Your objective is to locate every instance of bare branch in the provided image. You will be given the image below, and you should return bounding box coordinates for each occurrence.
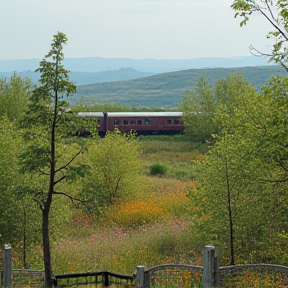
[258,8,288,42]
[33,192,45,211]
[265,0,277,23]
[54,175,67,186]
[35,168,50,176]
[249,45,272,57]
[257,176,288,183]
[53,190,87,206]
[55,149,82,173]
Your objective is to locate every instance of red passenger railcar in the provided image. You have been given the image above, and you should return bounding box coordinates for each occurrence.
[77,112,184,136]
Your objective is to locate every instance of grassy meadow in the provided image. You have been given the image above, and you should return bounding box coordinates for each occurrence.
[13,135,288,288]
[47,135,205,276]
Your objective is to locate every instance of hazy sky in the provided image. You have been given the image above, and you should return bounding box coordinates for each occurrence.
[0,0,274,60]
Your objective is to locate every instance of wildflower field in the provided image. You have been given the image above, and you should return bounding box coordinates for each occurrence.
[50,135,203,275]
[11,135,288,287]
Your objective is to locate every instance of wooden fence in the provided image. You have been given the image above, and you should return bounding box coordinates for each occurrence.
[53,270,134,286]
[2,245,288,287]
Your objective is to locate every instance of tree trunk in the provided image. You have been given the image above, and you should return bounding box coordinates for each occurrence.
[42,206,53,287]
[228,204,235,265]
[225,158,235,265]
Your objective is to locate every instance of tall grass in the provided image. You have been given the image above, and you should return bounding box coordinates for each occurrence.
[139,136,206,181]
[52,219,198,275]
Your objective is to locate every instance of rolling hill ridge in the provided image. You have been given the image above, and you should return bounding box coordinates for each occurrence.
[69,65,288,108]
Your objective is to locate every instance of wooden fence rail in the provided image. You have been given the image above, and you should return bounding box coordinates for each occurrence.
[53,270,135,286]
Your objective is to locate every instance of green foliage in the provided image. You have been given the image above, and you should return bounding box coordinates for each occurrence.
[19,32,86,200]
[0,118,44,269]
[0,118,24,245]
[150,163,167,176]
[72,102,141,112]
[18,32,91,286]
[180,73,255,142]
[181,77,217,141]
[0,73,33,120]
[189,132,263,265]
[232,0,288,70]
[192,75,288,265]
[81,129,140,216]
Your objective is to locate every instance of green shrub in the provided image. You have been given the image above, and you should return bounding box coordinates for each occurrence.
[150,163,167,176]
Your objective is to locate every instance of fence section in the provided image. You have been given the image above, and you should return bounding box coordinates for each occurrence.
[12,269,45,288]
[4,244,288,288]
[54,271,135,287]
[220,264,288,288]
[143,264,203,288]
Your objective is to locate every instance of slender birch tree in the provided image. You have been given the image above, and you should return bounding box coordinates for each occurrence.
[19,32,89,287]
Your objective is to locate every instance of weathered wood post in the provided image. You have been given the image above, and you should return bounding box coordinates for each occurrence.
[135,265,146,287]
[202,245,220,288]
[3,244,12,288]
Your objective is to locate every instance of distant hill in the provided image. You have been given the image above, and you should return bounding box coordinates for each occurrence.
[0,56,271,73]
[69,66,288,108]
[0,68,154,85]
[1,58,286,109]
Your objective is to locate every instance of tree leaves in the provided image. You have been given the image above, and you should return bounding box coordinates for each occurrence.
[18,32,87,287]
[232,0,288,70]
[194,75,288,264]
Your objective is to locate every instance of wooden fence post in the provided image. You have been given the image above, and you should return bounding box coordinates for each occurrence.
[135,265,146,287]
[3,244,12,288]
[202,245,220,288]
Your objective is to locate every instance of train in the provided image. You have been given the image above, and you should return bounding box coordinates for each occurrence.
[77,111,185,136]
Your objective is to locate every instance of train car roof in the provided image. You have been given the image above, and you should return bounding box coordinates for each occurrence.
[77,112,183,118]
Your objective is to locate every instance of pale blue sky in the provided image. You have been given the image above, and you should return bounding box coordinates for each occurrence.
[0,0,274,60]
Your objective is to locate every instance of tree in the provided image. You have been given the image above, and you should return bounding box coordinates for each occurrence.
[192,75,288,264]
[180,77,217,142]
[219,75,288,263]
[19,32,89,287]
[180,74,256,142]
[190,129,265,265]
[0,73,33,120]
[0,117,24,244]
[231,0,288,70]
[81,129,140,216]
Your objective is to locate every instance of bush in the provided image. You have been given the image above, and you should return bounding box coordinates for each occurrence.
[150,163,167,176]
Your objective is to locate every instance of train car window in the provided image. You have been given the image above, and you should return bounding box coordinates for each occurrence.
[144,119,151,125]
[174,119,180,125]
[167,119,172,125]
[114,120,121,125]
[123,120,129,125]
[130,120,136,124]
[137,120,142,125]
